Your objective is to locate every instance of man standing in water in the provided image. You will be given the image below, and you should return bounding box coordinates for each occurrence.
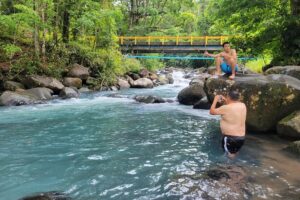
[204,42,238,80]
[209,89,247,158]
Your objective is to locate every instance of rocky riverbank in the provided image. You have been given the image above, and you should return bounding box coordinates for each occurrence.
[177,65,300,156]
[0,64,174,106]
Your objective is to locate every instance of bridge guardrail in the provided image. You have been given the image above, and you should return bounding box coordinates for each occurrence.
[118,36,231,46]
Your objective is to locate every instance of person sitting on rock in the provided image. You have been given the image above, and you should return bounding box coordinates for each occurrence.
[204,42,238,80]
[209,89,247,158]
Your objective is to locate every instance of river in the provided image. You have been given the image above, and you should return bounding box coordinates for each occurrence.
[0,71,299,200]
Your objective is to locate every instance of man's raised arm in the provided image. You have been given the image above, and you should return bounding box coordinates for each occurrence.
[204,51,223,58]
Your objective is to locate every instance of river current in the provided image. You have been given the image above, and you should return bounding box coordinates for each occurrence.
[0,71,299,200]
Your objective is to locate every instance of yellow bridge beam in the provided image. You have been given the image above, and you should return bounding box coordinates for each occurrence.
[118,36,231,46]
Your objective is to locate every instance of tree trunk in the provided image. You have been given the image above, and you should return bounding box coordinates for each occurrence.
[33,0,40,59]
[53,0,59,44]
[41,3,47,63]
[62,6,70,43]
[291,0,300,16]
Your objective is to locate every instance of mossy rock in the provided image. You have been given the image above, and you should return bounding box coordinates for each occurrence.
[204,74,300,132]
[265,66,300,80]
[286,141,300,155]
[277,111,300,139]
[178,83,206,105]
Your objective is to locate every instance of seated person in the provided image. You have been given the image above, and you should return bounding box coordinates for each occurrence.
[204,42,238,80]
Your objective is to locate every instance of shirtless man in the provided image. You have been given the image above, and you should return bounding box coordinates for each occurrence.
[204,42,238,80]
[209,89,247,158]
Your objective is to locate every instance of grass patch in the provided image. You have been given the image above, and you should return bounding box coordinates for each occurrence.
[244,57,271,73]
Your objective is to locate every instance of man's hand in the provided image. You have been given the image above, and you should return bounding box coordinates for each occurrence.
[210,95,225,115]
[218,95,226,103]
[204,51,209,56]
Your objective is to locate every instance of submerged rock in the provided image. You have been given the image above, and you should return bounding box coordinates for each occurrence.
[193,97,211,110]
[19,191,71,200]
[177,83,206,105]
[134,95,165,103]
[171,164,249,200]
[78,87,90,93]
[204,74,300,132]
[277,111,300,139]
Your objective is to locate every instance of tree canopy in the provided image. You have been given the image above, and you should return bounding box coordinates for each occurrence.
[0,0,299,83]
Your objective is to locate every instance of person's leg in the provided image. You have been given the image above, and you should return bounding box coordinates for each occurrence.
[215,56,222,75]
[227,58,237,80]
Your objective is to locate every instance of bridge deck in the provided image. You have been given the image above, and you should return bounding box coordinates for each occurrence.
[118,36,229,53]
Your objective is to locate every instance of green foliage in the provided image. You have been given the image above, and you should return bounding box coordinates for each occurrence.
[205,0,300,65]
[140,57,164,71]
[1,44,22,60]
[123,58,142,73]
[245,57,271,73]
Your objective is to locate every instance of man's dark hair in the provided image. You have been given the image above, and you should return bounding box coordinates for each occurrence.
[228,89,240,101]
[222,42,230,47]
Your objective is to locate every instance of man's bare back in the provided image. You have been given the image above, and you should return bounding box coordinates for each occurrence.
[209,90,247,157]
[220,102,246,136]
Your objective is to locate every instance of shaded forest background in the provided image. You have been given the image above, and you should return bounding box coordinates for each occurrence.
[0,0,299,86]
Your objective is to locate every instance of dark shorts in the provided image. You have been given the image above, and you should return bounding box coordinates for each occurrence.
[220,62,238,74]
[222,135,245,154]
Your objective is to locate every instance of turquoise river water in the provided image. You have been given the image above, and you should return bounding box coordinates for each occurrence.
[0,71,300,200]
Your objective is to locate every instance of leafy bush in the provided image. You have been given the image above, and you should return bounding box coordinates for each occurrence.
[2,44,22,60]
[122,58,142,73]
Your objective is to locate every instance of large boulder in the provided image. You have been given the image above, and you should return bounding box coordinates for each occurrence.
[286,141,300,155]
[22,75,64,92]
[0,91,40,106]
[277,111,300,139]
[178,83,206,105]
[117,78,130,89]
[59,87,79,99]
[125,75,135,86]
[204,74,300,132]
[0,87,53,106]
[4,81,25,91]
[131,78,154,88]
[149,72,158,80]
[67,64,90,80]
[26,88,53,100]
[265,66,300,80]
[63,77,82,89]
[134,95,165,103]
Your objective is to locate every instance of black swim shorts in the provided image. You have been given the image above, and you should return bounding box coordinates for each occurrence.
[222,135,245,154]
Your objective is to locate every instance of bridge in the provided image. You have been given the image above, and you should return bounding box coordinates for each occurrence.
[118,36,230,53]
